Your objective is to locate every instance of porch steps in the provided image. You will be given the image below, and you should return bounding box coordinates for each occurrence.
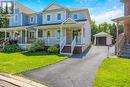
[120,45,130,58]
[60,46,72,56]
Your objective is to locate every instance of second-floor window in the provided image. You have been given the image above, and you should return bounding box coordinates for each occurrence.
[47,15,51,21]
[73,14,78,20]
[15,15,18,21]
[30,16,34,23]
[57,14,61,20]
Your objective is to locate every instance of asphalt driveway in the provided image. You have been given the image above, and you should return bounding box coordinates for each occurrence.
[23,46,114,87]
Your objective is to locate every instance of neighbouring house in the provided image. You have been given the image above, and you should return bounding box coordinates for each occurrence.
[0,2,91,55]
[112,0,130,57]
[94,32,112,46]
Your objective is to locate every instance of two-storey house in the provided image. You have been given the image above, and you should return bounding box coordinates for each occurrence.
[112,0,130,57]
[0,2,91,55]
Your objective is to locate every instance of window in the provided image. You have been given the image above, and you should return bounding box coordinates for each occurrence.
[30,16,34,23]
[47,15,51,21]
[57,14,61,20]
[47,31,51,38]
[56,30,60,39]
[15,15,18,21]
[38,30,43,37]
[73,14,78,20]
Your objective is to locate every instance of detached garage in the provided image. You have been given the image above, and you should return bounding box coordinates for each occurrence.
[94,32,112,46]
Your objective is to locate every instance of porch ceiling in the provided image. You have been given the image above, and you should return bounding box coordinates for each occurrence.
[36,23,83,29]
[112,15,130,23]
[0,26,26,31]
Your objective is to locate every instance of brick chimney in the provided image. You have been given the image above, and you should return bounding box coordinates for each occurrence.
[122,0,130,16]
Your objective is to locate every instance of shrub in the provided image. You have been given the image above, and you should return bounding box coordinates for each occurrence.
[47,46,59,54]
[29,40,45,52]
[3,44,19,53]
[9,39,18,44]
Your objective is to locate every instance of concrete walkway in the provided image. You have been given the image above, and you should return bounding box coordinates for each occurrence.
[0,73,47,87]
[23,46,114,87]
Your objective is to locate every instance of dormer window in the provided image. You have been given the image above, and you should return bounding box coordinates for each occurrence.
[47,15,51,21]
[57,14,61,20]
[30,16,34,23]
[73,14,78,20]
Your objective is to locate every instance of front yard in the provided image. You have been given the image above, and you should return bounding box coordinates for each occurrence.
[94,58,130,87]
[0,51,67,74]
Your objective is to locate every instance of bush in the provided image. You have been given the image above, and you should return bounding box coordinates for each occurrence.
[9,39,18,44]
[47,46,59,54]
[29,40,45,52]
[3,44,19,53]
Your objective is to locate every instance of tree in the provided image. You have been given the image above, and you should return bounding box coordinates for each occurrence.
[91,21,98,42]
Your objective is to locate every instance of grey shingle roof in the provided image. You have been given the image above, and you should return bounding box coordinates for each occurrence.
[68,8,88,11]
[15,3,35,14]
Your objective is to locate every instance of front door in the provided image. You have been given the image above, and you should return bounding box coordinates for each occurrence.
[66,29,72,44]
[73,30,80,44]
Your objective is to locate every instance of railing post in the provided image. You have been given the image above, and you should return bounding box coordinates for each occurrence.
[116,22,119,55]
[5,30,7,40]
[60,25,63,53]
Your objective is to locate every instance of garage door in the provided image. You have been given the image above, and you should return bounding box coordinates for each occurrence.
[96,37,106,45]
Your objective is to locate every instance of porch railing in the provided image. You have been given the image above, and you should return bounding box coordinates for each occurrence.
[71,36,76,54]
[60,36,66,53]
[38,37,60,45]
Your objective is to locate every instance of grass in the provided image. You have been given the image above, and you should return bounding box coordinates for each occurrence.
[94,58,130,87]
[0,51,67,74]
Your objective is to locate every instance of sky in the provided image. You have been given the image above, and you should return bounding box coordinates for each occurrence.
[16,0,124,24]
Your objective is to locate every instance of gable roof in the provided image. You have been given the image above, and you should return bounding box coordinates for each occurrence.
[42,2,67,12]
[94,32,112,37]
[62,18,77,25]
[15,3,35,14]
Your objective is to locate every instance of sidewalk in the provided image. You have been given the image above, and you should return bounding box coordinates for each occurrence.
[0,73,47,87]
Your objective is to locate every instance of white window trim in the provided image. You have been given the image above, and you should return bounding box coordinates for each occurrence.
[57,14,61,21]
[47,15,51,21]
[14,14,18,22]
[30,16,34,23]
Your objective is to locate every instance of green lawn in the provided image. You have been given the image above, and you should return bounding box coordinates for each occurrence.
[94,58,130,87]
[0,51,67,74]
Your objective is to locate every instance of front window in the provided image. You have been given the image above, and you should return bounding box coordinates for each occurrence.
[56,30,60,39]
[57,14,61,20]
[47,31,51,38]
[73,14,78,20]
[47,15,51,21]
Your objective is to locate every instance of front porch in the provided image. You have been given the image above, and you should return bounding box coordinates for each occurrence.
[0,19,86,54]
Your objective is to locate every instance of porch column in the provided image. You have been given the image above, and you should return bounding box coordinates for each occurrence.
[36,28,38,40]
[4,30,7,40]
[25,29,27,44]
[81,25,84,44]
[116,22,119,55]
[20,31,22,43]
[13,31,15,39]
[60,25,63,41]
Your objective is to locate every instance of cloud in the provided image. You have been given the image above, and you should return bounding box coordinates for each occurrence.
[91,6,124,24]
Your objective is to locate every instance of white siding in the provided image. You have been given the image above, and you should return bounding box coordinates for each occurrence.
[84,20,91,46]
[70,11,87,20]
[42,11,67,24]
[106,36,112,45]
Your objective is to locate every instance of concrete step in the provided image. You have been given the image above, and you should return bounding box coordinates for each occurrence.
[60,52,72,56]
